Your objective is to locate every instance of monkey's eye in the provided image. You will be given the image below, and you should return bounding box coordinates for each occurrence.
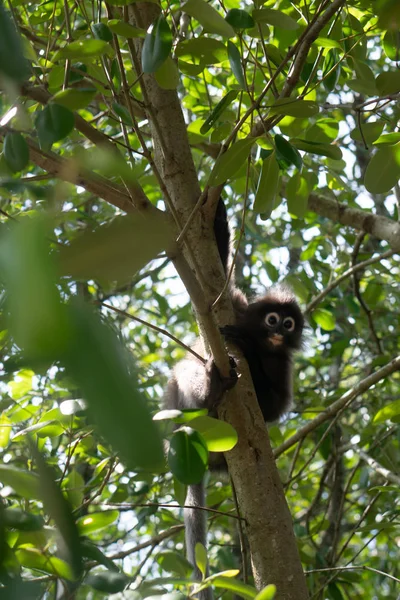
[283,317,295,332]
[266,312,280,327]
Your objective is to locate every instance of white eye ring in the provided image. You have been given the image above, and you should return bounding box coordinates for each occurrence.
[283,317,295,332]
[266,312,280,327]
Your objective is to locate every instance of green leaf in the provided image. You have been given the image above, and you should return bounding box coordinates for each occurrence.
[255,584,277,600]
[376,70,400,94]
[225,9,255,30]
[157,551,193,577]
[107,19,146,38]
[373,400,400,423]
[112,101,133,125]
[275,134,302,170]
[77,511,119,535]
[364,143,400,193]
[176,38,227,66]
[142,15,172,74]
[155,55,180,90]
[86,571,130,594]
[3,132,29,172]
[312,308,336,331]
[210,138,255,185]
[0,2,30,81]
[35,104,75,150]
[253,152,280,215]
[195,542,208,577]
[65,301,165,472]
[205,574,256,598]
[350,121,385,145]
[200,90,238,134]
[57,39,111,59]
[91,22,113,42]
[270,99,319,118]
[322,49,340,92]
[168,427,208,484]
[286,172,309,218]
[81,540,119,572]
[0,216,70,361]
[183,0,235,38]
[291,138,342,160]
[252,8,299,30]
[373,132,400,145]
[16,548,74,580]
[59,213,173,284]
[3,508,44,531]
[314,37,342,49]
[383,30,400,61]
[228,42,246,89]
[0,413,11,448]
[51,87,97,111]
[189,416,238,451]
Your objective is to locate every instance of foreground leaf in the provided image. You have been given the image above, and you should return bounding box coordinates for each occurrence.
[253,152,280,215]
[168,427,208,484]
[142,15,172,73]
[183,0,235,38]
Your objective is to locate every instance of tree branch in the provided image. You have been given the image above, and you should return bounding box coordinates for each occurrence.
[275,355,400,458]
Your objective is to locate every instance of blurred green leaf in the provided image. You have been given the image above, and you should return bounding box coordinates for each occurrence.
[77,511,119,535]
[200,90,238,134]
[0,2,30,81]
[3,133,29,172]
[189,416,238,452]
[225,9,255,30]
[228,42,246,89]
[253,152,280,215]
[210,138,255,185]
[85,571,130,593]
[35,104,75,150]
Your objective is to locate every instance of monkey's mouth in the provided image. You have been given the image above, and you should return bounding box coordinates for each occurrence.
[269,334,284,346]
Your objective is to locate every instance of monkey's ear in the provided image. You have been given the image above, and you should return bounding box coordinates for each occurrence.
[231,288,248,313]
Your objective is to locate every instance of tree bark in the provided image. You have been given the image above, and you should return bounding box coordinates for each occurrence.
[127,4,309,598]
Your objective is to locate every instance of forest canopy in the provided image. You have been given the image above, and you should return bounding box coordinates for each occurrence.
[0,0,399,599]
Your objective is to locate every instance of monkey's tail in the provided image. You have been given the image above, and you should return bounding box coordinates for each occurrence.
[213,198,230,275]
[185,483,213,600]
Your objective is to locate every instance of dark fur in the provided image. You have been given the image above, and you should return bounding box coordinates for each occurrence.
[165,198,304,598]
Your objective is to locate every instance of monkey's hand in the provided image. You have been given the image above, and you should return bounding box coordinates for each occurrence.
[205,356,238,411]
[220,325,250,353]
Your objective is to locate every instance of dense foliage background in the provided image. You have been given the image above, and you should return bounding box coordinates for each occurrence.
[0,0,399,598]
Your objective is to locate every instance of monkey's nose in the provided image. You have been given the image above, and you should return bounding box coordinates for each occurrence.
[270,334,283,346]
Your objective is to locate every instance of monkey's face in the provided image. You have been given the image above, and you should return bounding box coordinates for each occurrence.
[259,302,304,352]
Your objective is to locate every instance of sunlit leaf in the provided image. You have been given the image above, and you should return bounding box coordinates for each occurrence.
[183,0,235,38]
[195,542,208,577]
[77,511,119,535]
[189,416,238,452]
[291,138,342,160]
[255,584,277,600]
[16,548,74,580]
[373,399,400,423]
[350,121,385,145]
[286,172,309,218]
[312,308,336,331]
[383,30,400,61]
[0,413,11,448]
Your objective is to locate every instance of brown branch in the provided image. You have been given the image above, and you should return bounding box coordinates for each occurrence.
[275,355,400,458]
[308,193,400,250]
